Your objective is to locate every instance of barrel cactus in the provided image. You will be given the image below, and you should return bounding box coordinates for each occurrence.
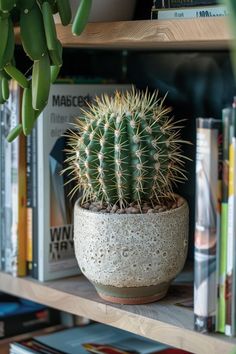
[66,88,188,208]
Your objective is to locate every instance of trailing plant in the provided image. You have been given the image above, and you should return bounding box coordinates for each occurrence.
[65,88,190,209]
[0,0,92,142]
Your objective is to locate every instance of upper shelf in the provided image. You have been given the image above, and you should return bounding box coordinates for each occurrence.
[15,18,231,50]
[0,271,236,354]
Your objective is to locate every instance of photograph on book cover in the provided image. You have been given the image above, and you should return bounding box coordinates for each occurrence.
[49,133,78,264]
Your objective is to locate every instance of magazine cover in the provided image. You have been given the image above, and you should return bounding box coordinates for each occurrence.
[33,323,167,354]
[37,83,131,281]
[194,118,221,333]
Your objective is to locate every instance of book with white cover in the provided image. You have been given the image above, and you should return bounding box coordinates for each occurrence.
[151,5,228,19]
[37,83,131,281]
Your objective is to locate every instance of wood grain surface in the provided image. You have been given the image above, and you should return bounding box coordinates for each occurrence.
[15,19,230,50]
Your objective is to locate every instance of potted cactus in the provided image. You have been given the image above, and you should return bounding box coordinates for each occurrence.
[66,88,190,304]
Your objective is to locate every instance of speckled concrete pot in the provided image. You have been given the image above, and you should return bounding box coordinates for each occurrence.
[74,197,189,304]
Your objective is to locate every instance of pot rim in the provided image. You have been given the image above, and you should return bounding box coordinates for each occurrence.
[75,194,188,217]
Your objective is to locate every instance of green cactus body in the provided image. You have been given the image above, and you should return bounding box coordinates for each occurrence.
[67,88,188,207]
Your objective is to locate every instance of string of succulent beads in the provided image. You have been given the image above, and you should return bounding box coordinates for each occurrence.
[0,0,92,142]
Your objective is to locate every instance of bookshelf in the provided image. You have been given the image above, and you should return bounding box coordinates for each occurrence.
[9,17,235,354]
[0,271,235,354]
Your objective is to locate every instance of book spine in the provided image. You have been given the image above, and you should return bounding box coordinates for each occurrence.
[9,82,27,277]
[194,118,221,333]
[9,82,19,276]
[26,126,39,278]
[26,133,33,275]
[3,103,13,274]
[0,106,3,271]
[217,108,232,333]
[225,99,236,336]
[151,5,228,19]
[153,0,218,8]
[17,125,27,276]
[33,126,38,278]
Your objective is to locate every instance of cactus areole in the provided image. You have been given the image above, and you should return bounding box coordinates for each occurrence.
[66,88,188,209]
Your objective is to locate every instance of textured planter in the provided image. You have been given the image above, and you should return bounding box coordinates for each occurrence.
[74,197,189,304]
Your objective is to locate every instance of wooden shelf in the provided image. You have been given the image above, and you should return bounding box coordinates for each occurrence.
[15,19,231,50]
[0,271,235,354]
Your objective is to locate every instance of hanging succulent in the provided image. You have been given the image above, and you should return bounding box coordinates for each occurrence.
[0,0,92,142]
[65,88,190,209]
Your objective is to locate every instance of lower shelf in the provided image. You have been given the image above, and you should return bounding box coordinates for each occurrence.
[0,271,235,354]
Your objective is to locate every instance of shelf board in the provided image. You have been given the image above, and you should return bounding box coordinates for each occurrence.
[0,271,235,354]
[15,19,231,50]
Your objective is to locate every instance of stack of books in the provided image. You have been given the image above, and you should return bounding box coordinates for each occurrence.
[151,0,228,20]
[0,80,131,282]
[0,293,60,339]
[194,100,236,336]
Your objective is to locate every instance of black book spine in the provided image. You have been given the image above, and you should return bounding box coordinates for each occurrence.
[153,0,217,8]
[0,308,60,339]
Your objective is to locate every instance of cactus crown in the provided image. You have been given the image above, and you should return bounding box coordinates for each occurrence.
[66,88,188,208]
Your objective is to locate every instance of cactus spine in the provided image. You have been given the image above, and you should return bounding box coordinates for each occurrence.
[66,88,189,208]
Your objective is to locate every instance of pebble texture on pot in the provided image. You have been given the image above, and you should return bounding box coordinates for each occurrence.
[74,197,189,304]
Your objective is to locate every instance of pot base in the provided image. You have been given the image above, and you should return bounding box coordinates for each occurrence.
[93,281,170,305]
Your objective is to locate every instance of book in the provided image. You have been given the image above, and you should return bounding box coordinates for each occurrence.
[0,81,27,276]
[0,105,4,271]
[1,99,12,273]
[35,83,131,281]
[26,127,38,277]
[153,0,217,8]
[151,5,228,19]
[194,118,222,333]
[11,83,27,277]
[10,339,64,354]
[0,294,60,339]
[12,323,168,354]
[217,107,231,333]
[225,98,236,336]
